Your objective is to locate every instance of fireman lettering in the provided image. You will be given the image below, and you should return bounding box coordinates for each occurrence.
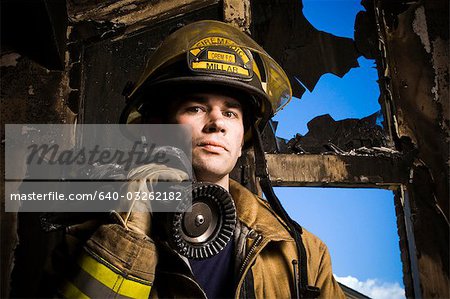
[191,61,250,77]
[207,51,236,63]
[190,37,250,64]
[194,37,234,48]
[206,62,237,73]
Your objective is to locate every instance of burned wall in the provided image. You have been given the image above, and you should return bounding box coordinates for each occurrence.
[381,1,449,215]
[374,0,449,297]
[1,49,75,299]
[1,2,75,295]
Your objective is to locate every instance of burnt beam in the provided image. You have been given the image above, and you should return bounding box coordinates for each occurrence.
[266,154,409,188]
[67,0,221,42]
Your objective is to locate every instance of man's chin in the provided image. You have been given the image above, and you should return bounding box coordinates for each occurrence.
[191,152,237,180]
[192,163,230,182]
[193,152,225,166]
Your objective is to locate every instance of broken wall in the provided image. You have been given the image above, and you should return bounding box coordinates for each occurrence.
[374,0,449,297]
[1,18,75,298]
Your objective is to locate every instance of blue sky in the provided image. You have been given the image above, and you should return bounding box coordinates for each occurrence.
[272,1,405,298]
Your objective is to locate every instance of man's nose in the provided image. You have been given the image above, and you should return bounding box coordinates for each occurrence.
[204,108,226,133]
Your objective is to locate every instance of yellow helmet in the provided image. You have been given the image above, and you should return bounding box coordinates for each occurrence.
[120,20,292,146]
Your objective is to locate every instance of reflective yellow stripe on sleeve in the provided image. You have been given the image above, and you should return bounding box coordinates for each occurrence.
[77,252,152,298]
[61,280,90,299]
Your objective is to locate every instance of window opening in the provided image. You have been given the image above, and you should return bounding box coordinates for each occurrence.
[276,187,405,299]
[272,0,388,154]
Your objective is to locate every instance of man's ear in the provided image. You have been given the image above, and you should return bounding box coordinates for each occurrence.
[238,139,244,157]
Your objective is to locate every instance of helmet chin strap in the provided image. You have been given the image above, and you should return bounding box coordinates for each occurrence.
[251,123,320,299]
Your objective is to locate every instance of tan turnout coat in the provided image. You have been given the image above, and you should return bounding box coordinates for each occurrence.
[65,180,345,298]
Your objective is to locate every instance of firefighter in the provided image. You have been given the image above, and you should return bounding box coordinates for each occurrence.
[60,20,345,298]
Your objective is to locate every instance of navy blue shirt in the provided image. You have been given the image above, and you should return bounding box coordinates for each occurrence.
[189,240,235,299]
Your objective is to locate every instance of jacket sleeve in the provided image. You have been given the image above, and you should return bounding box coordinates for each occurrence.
[315,243,346,299]
[59,224,157,299]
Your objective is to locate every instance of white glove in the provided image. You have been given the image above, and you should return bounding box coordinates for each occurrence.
[112,164,189,237]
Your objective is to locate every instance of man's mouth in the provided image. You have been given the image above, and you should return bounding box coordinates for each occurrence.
[197,141,228,152]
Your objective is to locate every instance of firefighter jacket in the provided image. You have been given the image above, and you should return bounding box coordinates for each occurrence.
[60,179,345,298]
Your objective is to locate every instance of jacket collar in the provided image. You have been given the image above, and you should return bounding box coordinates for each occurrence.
[229,179,293,242]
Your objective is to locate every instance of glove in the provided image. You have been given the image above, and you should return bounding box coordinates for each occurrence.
[111,163,189,238]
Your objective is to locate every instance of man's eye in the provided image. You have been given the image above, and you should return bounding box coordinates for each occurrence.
[186,106,204,113]
[224,111,238,118]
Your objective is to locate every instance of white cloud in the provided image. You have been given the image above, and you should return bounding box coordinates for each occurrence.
[334,275,406,299]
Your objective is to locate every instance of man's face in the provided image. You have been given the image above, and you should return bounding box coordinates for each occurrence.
[172,93,244,183]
